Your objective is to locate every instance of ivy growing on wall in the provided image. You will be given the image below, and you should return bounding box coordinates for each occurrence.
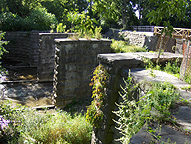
[86,64,109,128]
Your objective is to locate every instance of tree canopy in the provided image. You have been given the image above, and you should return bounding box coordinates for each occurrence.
[0,0,190,31]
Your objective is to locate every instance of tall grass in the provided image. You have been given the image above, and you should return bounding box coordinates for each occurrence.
[111,39,147,53]
[0,101,92,144]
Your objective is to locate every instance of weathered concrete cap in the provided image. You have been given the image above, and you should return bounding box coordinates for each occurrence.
[135,52,183,62]
[125,68,190,89]
[98,53,141,65]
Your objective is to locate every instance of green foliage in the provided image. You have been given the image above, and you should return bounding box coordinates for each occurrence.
[0,101,92,143]
[143,57,180,75]
[0,101,24,143]
[28,7,58,30]
[0,8,58,31]
[93,26,103,39]
[0,31,8,74]
[56,23,66,33]
[4,0,41,17]
[41,0,88,25]
[18,110,92,144]
[0,12,26,31]
[67,11,98,37]
[86,64,109,128]
[89,0,139,29]
[0,31,8,59]
[114,75,180,143]
[147,0,187,30]
[111,40,147,53]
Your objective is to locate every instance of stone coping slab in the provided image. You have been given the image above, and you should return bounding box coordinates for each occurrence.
[54,38,112,43]
[98,53,141,65]
[122,68,191,101]
[123,68,190,89]
[39,33,76,35]
[135,52,183,62]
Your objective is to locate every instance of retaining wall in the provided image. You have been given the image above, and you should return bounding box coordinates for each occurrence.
[53,38,112,108]
[4,31,48,66]
[3,31,76,68]
[38,33,76,82]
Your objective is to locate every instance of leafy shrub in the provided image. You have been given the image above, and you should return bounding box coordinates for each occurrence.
[0,31,8,74]
[111,39,147,53]
[0,8,58,31]
[67,11,102,39]
[28,7,58,30]
[56,23,66,33]
[0,12,25,31]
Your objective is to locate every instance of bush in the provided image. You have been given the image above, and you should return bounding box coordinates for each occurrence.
[0,12,25,31]
[28,7,58,30]
[0,8,58,31]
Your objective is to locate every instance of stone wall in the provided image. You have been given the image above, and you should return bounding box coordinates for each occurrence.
[4,31,32,65]
[104,29,186,53]
[37,33,76,82]
[92,52,186,144]
[3,30,50,66]
[119,31,154,47]
[53,38,112,108]
[91,53,142,144]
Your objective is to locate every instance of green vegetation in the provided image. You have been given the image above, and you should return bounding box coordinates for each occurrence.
[0,101,92,143]
[86,64,109,128]
[0,0,190,32]
[0,31,8,59]
[0,31,8,73]
[111,40,147,53]
[0,8,58,31]
[114,74,180,143]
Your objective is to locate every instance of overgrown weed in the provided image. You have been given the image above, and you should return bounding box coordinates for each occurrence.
[0,101,92,144]
[113,74,180,143]
[111,39,147,53]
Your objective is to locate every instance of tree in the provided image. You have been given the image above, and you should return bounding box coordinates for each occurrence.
[88,0,139,29]
[41,0,88,24]
[146,0,188,63]
[147,0,187,28]
[5,0,41,17]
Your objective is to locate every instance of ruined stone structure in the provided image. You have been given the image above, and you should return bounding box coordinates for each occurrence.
[91,52,190,144]
[4,31,41,66]
[53,38,112,108]
[38,33,76,82]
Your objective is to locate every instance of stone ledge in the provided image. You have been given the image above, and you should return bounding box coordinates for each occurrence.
[98,53,141,65]
[135,52,183,63]
[54,38,112,43]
